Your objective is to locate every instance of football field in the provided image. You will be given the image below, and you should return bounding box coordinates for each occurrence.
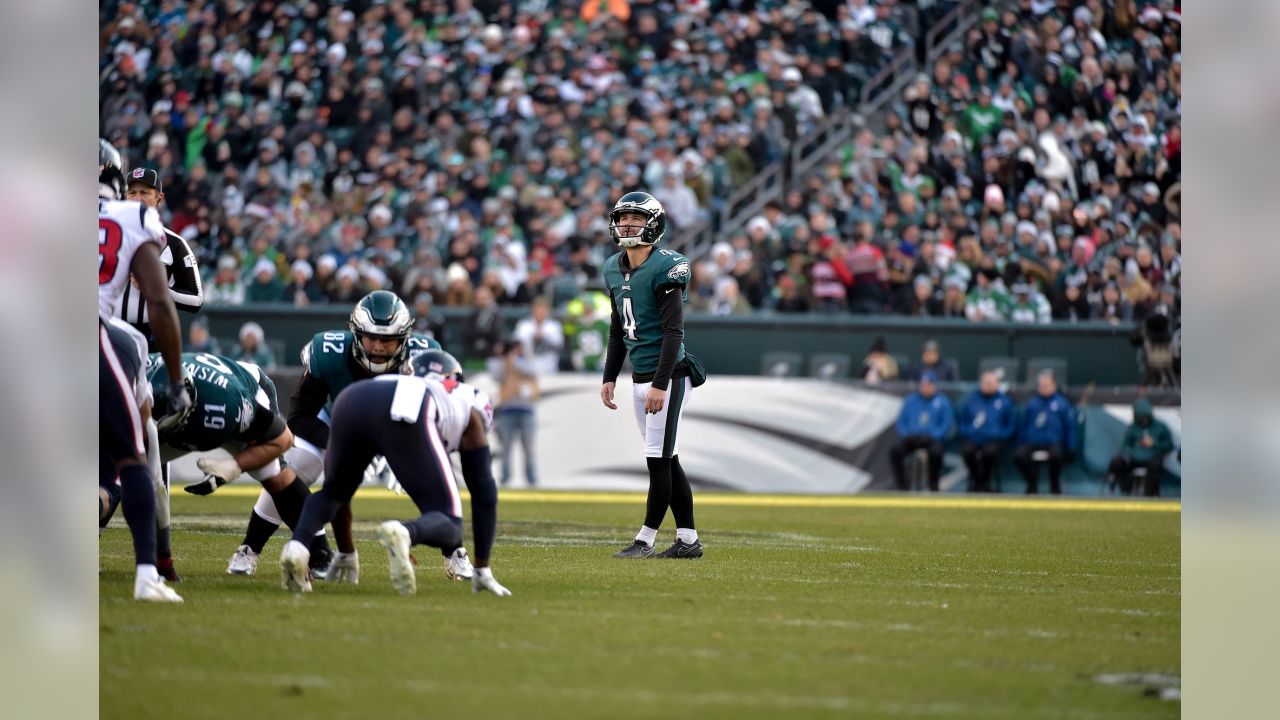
[100,488,1180,719]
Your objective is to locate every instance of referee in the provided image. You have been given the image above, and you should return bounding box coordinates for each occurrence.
[120,167,204,342]
[120,166,205,582]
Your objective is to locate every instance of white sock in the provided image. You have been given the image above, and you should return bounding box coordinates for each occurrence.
[635,526,658,546]
[676,528,699,544]
[135,564,159,583]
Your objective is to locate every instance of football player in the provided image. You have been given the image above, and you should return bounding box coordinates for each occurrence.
[280,350,510,597]
[600,192,707,559]
[225,291,473,579]
[99,138,189,602]
[120,166,204,578]
[143,352,306,521]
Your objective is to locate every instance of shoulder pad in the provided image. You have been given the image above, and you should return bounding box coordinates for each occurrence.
[469,386,494,433]
[661,254,692,285]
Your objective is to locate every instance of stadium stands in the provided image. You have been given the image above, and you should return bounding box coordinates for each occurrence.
[99,2,1179,341]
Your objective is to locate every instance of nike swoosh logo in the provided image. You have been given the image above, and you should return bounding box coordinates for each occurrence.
[665,288,676,294]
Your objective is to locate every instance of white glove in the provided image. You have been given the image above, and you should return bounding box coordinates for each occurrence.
[363,456,403,494]
[472,567,512,597]
[186,456,242,495]
[327,551,360,584]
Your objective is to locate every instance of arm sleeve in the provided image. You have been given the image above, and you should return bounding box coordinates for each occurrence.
[286,371,331,448]
[165,229,204,312]
[1064,404,1079,451]
[650,284,685,391]
[459,443,497,563]
[244,410,288,446]
[601,296,627,384]
[896,398,913,437]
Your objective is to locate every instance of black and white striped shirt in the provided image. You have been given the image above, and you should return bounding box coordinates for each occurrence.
[117,226,204,340]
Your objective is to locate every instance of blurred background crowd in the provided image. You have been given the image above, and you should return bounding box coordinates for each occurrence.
[99,0,1179,334]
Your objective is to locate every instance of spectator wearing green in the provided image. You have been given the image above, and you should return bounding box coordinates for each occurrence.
[245,258,285,303]
[1107,399,1175,497]
[563,291,612,373]
[230,322,278,371]
[965,86,1003,145]
[965,268,1011,322]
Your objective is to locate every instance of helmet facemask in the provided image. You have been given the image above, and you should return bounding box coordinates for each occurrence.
[609,192,666,248]
[351,329,410,374]
[349,291,413,374]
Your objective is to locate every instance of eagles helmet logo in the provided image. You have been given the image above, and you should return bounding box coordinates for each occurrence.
[667,261,690,281]
[609,191,667,248]
[349,290,413,374]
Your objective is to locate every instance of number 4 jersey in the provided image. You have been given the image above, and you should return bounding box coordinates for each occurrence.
[602,248,691,374]
[146,352,285,451]
[99,198,166,321]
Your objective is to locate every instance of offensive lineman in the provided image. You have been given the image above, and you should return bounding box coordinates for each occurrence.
[99,138,190,602]
[280,350,510,597]
[224,291,472,579]
[144,352,309,519]
[600,192,707,559]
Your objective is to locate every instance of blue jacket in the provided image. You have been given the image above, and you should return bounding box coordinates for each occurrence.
[897,391,955,442]
[1017,392,1078,449]
[957,390,1018,445]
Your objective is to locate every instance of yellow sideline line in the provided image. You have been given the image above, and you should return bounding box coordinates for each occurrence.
[208,485,1179,513]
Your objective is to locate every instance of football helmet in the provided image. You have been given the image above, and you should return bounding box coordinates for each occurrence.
[349,290,413,374]
[99,138,126,200]
[609,191,667,248]
[148,366,197,427]
[409,349,465,383]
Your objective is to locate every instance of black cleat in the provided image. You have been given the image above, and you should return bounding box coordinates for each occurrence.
[309,545,334,579]
[656,539,704,559]
[613,540,656,559]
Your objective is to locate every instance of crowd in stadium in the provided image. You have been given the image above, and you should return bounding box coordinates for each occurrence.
[99,0,1180,329]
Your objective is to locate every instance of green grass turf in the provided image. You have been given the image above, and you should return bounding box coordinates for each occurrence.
[100,490,1180,720]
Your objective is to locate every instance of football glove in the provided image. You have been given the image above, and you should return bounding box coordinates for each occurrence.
[326,551,360,584]
[471,567,512,597]
[156,380,193,432]
[185,456,241,495]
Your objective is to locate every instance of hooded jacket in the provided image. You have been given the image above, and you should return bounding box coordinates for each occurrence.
[1122,398,1175,463]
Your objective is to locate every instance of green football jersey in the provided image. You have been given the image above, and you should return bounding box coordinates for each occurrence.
[300,330,441,410]
[602,248,691,374]
[147,352,280,452]
[568,316,611,371]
